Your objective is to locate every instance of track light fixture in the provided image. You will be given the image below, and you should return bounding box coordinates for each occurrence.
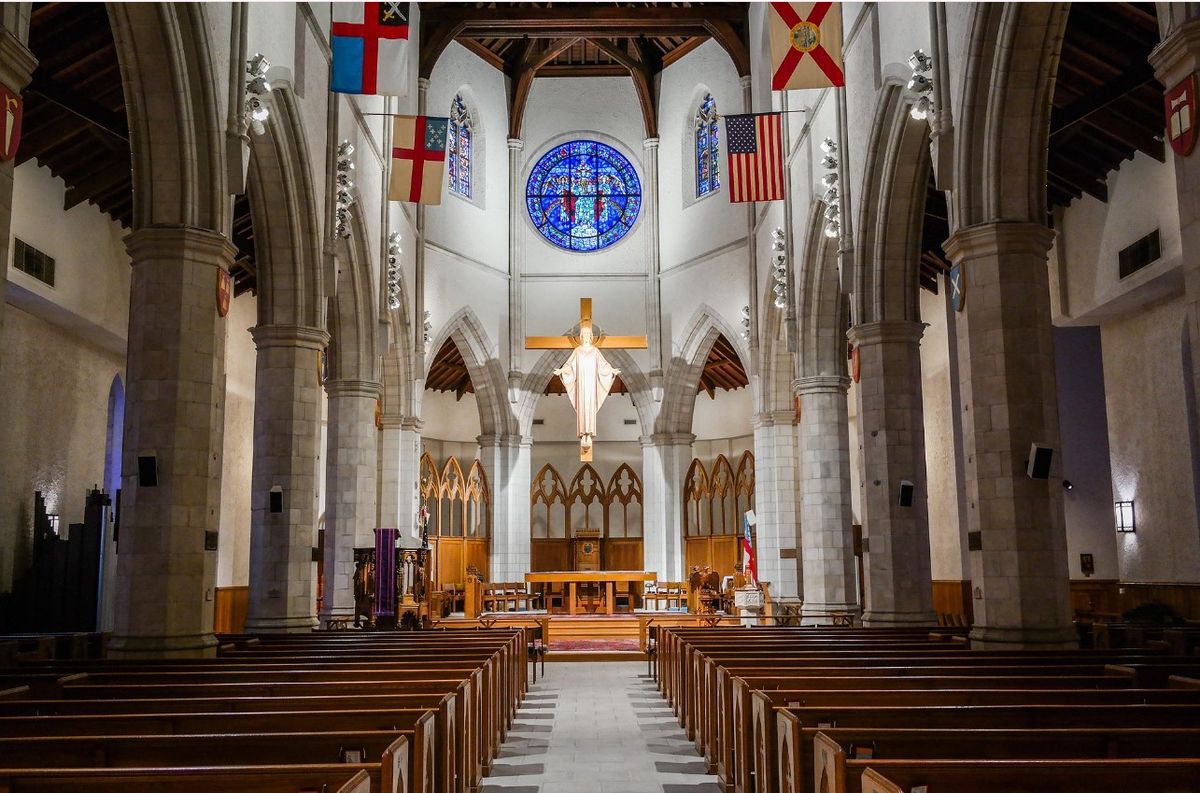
[740,305,751,342]
[244,54,272,136]
[386,232,402,310]
[908,49,934,121]
[334,141,355,239]
[770,227,788,309]
[820,138,841,240]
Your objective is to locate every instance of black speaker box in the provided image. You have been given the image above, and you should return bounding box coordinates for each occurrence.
[897,480,914,507]
[1027,444,1053,479]
[137,455,157,487]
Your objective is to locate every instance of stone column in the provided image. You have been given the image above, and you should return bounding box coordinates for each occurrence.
[507,138,525,396]
[847,320,935,626]
[379,416,423,542]
[320,379,381,623]
[751,411,801,599]
[244,325,328,632]
[643,137,664,384]
[794,375,859,622]
[943,223,1075,648]
[108,226,237,658]
[641,433,694,581]
[479,433,532,581]
[0,28,35,359]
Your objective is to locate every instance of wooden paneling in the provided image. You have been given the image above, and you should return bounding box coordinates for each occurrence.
[685,536,738,578]
[531,539,570,572]
[433,538,465,587]
[604,539,643,571]
[1070,580,1200,621]
[213,586,248,634]
[931,580,972,625]
[464,538,489,582]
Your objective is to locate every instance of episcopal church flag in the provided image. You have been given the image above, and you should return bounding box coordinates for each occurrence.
[390,115,449,205]
[742,514,758,586]
[724,112,785,203]
[331,2,410,95]
[769,2,845,90]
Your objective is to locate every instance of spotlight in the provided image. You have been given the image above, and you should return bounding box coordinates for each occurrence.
[1062,480,1073,491]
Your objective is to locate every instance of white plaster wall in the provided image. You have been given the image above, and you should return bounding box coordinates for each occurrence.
[424,247,508,368]
[0,307,123,591]
[421,390,482,444]
[216,294,257,588]
[661,249,746,361]
[521,278,651,373]
[533,390,643,445]
[1053,326,1120,581]
[694,436,754,462]
[692,386,754,440]
[1101,296,1200,582]
[658,40,746,269]
[424,42,509,271]
[1055,152,1183,325]
[7,163,130,350]
[919,287,961,580]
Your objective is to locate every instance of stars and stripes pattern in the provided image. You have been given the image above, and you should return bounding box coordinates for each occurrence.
[724,112,785,203]
[742,514,758,586]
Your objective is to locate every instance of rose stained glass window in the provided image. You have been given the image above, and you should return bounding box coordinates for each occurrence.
[526,140,641,252]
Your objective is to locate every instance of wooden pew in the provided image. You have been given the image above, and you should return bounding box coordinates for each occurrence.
[0,765,376,792]
[804,728,1200,793]
[856,759,1200,793]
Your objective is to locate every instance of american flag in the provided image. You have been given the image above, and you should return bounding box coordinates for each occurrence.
[724,112,784,203]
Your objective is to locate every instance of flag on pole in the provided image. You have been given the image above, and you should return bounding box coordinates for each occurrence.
[769,2,845,90]
[389,115,449,204]
[724,112,785,203]
[331,2,410,95]
[742,513,758,586]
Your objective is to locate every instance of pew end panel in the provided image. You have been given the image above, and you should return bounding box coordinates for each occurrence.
[859,768,903,793]
[776,710,804,793]
[813,731,846,793]
[382,735,409,793]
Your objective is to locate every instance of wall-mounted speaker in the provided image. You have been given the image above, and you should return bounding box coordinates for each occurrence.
[1027,444,1053,479]
[137,454,158,487]
[897,480,915,508]
[269,486,283,514]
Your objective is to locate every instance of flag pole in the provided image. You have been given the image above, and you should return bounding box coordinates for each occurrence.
[780,91,799,354]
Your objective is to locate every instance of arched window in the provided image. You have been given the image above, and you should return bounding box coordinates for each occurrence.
[695,93,720,197]
[447,93,472,198]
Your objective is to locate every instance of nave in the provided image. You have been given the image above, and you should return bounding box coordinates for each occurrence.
[483,663,720,793]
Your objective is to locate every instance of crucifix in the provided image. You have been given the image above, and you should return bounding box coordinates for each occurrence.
[525,298,647,461]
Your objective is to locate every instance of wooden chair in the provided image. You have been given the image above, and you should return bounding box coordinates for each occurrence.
[613,581,633,613]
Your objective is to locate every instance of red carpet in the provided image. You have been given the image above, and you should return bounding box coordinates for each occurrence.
[550,637,641,652]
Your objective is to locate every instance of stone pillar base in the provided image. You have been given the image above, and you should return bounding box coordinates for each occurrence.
[861,608,937,627]
[801,602,860,626]
[243,615,318,633]
[969,624,1078,650]
[106,632,219,659]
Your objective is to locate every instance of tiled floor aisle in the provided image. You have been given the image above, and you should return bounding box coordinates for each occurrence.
[482,662,721,793]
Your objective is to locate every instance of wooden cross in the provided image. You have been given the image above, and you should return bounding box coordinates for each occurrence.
[524,298,649,352]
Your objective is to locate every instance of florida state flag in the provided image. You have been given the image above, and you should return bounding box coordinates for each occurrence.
[1166,74,1198,157]
[389,114,448,204]
[769,2,845,91]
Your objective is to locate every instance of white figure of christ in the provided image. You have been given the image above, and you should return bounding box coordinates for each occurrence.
[554,325,618,456]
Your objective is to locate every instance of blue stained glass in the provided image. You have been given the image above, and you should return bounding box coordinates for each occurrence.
[696,93,720,197]
[448,94,472,198]
[526,140,641,252]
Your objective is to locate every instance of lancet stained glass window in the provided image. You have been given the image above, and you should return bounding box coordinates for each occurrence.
[695,93,720,197]
[447,94,472,198]
[526,140,641,252]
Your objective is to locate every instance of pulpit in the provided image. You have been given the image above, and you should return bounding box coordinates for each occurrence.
[572,529,602,571]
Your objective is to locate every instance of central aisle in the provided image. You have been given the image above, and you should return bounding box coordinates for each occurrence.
[483,662,721,793]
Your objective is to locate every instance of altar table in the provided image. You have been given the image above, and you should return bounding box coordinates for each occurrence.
[524,571,658,615]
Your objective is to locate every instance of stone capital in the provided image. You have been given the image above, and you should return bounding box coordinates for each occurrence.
[378,414,422,431]
[125,225,239,268]
[325,378,382,400]
[846,319,925,348]
[639,432,696,449]
[942,221,1056,265]
[751,410,796,429]
[739,74,753,91]
[507,137,524,151]
[250,324,329,351]
[643,137,660,151]
[793,374,851,396]
[0,29,36,93]
[477,432,532,449]
[1149,18,1200,90]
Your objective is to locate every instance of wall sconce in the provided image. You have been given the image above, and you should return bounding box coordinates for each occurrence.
[820,138,840,239]
[907,49,934,121]
[386,232,402,310]
[334,141,355,239]
[1115,500,1136,533]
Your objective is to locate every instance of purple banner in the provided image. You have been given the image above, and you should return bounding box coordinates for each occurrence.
[374,527,398,618]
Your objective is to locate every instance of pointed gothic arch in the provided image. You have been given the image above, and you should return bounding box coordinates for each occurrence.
[606,463,643,539]
[567,463,606,537]
[425,307,516,437]
[530,463,569,540]
[659,305,751,434]
[797,200,849,378]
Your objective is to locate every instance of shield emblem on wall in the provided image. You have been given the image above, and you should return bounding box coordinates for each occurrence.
[1166,74,1198,157]
[0,86,22,162]
[850,344,861,384]
[949,263,966,312]
[216,268,232,317]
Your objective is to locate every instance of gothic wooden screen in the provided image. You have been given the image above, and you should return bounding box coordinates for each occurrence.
[421,452,490,588]
[530,462,644,571]
[683,452,755,579]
